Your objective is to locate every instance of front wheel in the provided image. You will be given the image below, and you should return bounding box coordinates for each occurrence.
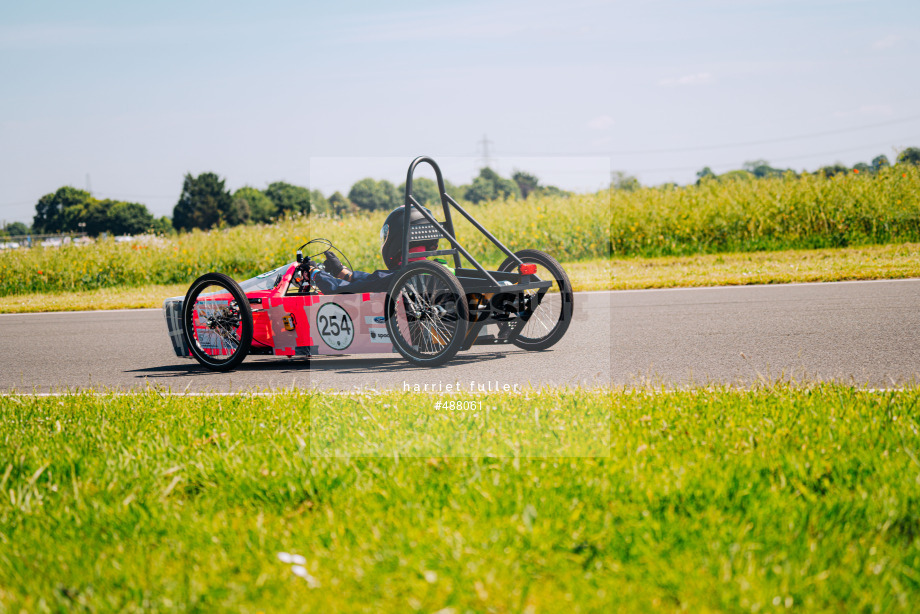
[385,261,470,367]
[498,249,574,351]
[182,272,253,371]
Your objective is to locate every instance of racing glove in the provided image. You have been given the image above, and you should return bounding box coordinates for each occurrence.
[323,251,344,278]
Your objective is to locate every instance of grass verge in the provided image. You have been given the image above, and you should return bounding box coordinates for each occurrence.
[3,242,920,313]
[608,241,920,289]
[1,386,918,611]
[0,283,189,313]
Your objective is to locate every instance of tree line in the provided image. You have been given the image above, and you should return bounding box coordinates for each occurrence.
[340,168,568,214]
[26,187,172,236]
[692,147,920,185]
[7,147,918,237]
[14,167,566,236]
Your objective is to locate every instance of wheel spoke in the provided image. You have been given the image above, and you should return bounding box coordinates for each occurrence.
[497,258,571,346]
[183,275,252,370]
[387,266,467,361]
[192,286,241,359]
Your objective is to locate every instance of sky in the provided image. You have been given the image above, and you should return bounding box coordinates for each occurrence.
[1,0,919,224]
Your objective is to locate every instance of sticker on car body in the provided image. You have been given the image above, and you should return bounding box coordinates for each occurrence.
[316,303,354,350]
[368,327,391,343]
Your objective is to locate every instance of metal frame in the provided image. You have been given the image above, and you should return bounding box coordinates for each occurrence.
[399,156,555,346]
[401,156,535,292]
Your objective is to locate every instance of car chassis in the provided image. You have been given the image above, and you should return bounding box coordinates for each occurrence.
[165,156,574,370]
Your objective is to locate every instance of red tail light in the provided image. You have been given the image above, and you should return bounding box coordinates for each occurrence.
[519,263,537,275]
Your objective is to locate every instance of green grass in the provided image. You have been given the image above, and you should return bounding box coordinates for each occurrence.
[2,386,919,612]
[608,241,920,289]
[8,241,920,313]
[609,166,920,257]
[2,165,918,297]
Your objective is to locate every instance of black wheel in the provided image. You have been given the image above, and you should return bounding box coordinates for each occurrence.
[498,249,574,351]
[182,272,253,372]
[385,261,470,367]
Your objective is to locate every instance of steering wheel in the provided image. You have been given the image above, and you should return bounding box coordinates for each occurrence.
[295,238,352,294]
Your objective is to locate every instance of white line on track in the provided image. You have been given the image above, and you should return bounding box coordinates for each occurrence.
[611,277,920,294]
[1,387,909,397]
[0,307,162,317]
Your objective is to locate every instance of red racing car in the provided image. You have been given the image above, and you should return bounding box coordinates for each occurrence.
[164,156,574,371]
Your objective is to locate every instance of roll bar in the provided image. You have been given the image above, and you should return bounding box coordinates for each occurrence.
[401,156,523,282]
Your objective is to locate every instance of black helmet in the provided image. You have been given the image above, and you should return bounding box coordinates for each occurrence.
[380,206,441,270]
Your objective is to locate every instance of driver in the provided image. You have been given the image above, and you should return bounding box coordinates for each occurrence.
[306,251,393,294]
[303,205,440,294]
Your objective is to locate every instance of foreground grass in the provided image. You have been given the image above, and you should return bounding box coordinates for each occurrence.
[1,386,919,611]
[4,242,920,313]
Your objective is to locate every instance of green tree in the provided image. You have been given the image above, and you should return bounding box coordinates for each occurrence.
[743,160,787,179]
[464,168,521,203]
[347,179,377,211]
[381,180,400,209]
[872,154,890,172]
[818,163,849,177]
[399,177,442,207]
[3,221,30,237]
[80,199,111,236]
[33,186,94,234]
[309,190,329,215]
[485,168,521,199]
[464,176,496,203]
[264,182,310,217]
[227,199,250,226]
[232,187,277,224]
[348,178,400,211]
[696,167,716,184]
[742,159,769,172]
[611,170,640,191]
[151,216,174,235]
[853,162,871,175]
[897,147,920,166]
[108,201,155,235]
[172,172,233,231]
[327,191,354,216]
[512,171,540,199]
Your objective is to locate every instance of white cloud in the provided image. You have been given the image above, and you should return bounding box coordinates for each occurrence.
[587,115,614,130]
[873,34,900,49]
[658,72,714,87]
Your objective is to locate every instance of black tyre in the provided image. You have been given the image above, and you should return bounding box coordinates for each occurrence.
[385,261,470,367]
[498,249,574,351]
[182,272,253,372]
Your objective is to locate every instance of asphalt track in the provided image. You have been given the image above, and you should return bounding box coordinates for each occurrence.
[0,280,918,393]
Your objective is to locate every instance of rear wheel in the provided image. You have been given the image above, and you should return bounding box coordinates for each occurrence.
[498,249,574,351]
[182,272,253,371]
[385,261,470,367]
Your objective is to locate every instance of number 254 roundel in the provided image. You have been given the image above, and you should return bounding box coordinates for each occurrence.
[315,302,354,350]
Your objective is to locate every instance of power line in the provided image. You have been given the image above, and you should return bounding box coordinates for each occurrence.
[630,135,919,175]
[497,114,920,157]
[613,114,920,156]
